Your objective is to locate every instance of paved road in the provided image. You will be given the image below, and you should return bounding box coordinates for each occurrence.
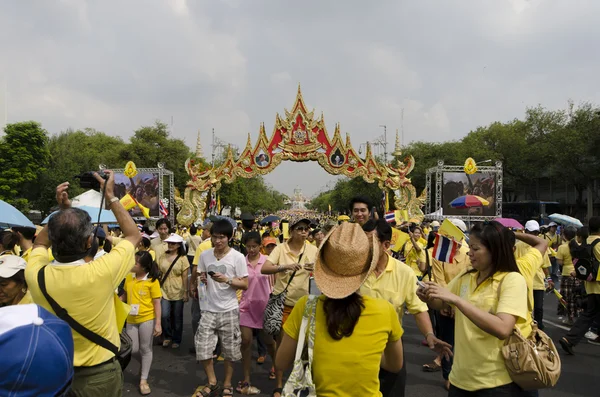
[124,292,600,396]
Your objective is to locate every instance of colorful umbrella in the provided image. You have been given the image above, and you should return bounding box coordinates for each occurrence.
[495,218,524,230]
[0,199,35,228]
[449,195,490,209]
[548,213,583,228]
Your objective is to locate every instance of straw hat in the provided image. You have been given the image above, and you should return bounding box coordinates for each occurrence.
[314,223,379,299]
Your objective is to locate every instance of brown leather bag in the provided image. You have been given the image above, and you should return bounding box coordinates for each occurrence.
[496,278,561,390]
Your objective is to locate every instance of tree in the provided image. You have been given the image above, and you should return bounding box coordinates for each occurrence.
[0,122,50,211]
[218,176,286,214]
[309,177,383,214]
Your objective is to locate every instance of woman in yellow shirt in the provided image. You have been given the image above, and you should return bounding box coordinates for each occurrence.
[123,251,162,395]
[276,223,404,397]
[556,226,582,325]
[419,221,530,396]
[403,225,427,278]
[0,255,33,306]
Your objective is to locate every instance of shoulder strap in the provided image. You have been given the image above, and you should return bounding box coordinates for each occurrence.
[37,266,118,356]
[161,254,182,286]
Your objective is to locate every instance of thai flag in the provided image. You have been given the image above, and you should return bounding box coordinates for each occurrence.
[432,234,459,263]
[385,211,395,223]
[159,200,168,218]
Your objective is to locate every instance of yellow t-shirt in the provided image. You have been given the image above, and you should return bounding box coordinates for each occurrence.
[585,236,600,294]
[360,254,427,324]
[515,241,549,291]
[21,247,32,263]
[269,241,319,307]
[555,242,575,276]
[431,242,471,288]
[25,240,136,366]
[192,239,213,266]
[283,295,403,397]
[18,290,34,305]
[404,240,426,277]
[151,238,168,260]
[515,247,543,318]
[448,270,529,391]
[124,273,162,324]
[157,254,190,301]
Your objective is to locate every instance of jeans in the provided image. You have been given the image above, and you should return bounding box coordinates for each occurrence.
[533,290,545,330]
[565,293,600,345]
[67,359,123,397]
[550,257,559,284]
[448,382,525,396]
[161,299,184,344]
[439,314,455,380]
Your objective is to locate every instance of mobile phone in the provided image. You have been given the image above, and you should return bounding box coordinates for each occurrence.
[416,280,427,289]
[208,271,216,276]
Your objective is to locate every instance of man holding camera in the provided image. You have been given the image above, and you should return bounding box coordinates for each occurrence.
[25,171,141,397]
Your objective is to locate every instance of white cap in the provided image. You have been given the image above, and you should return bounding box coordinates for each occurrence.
[431,221,441,228]
[164,233,184,244]
[525,220,540,232]
[0,255,27,278]
[548,222,557,227]
[450,218,467,233]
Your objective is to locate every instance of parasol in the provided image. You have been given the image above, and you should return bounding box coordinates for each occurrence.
[0,199,35,228]
[450,195,490,209]
[213,215,237,229]
[548,213,583,228]
[495,218,524,230]
[41,205,117,225]
[261,215,280,225]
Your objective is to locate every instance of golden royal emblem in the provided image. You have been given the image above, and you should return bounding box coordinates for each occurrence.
[464,157,477,174]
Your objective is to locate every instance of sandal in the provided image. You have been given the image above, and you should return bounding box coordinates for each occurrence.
[222,385,234,396]
[163,339,172,348]
[192,383,220,397]
[422,362,441,372]
[269,368,276,380]
[257,356,266,364]
[140,382,151,395]
[272,387,283,397]
[238,382,260,395]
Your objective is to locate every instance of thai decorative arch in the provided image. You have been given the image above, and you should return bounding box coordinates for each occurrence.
[176,85,426,226]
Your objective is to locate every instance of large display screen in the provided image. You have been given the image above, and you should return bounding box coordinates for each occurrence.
[114,172,160,218]
[442,172,496,216]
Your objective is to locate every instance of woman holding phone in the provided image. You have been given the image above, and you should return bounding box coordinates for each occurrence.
[261,217,318,397]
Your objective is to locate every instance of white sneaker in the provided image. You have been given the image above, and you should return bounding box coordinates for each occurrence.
[585,331,598,340]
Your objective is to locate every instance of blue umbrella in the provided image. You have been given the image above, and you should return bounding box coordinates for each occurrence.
[548,213,583,228]
[214,215,237,229]
[41,205,118,225]
[0,199,35,228]
[260,215,280,225]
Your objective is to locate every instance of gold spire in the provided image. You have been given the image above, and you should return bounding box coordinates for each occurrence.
[392,128,402,157]
[195,130,204,158]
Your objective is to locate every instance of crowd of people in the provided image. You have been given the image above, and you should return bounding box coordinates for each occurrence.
[1,171,599,397]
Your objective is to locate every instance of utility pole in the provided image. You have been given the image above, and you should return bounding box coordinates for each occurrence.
[379,125,387,163]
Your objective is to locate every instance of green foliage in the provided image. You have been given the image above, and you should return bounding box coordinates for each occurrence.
[0,122,50,211]
[218,176,286,213]
[309,177,383,213]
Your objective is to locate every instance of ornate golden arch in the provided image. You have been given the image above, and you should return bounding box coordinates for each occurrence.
[176,86,425,225]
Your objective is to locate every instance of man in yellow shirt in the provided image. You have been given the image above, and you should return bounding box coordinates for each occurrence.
[560,216,600,353]
[361,220,452,397]
[25,172,141,397]
[13,226,35,263]
[151,218,171,259]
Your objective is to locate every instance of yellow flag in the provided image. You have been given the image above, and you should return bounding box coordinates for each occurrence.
[120,194,137,211]
[439,219,464,241]
[137,202,150,219]
[217,195,221,214]
[328,204,332,213]
[385,190,390,212]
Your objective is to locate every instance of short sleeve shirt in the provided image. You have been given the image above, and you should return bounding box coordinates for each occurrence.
[269,241,319,307]
[158,255,190,300]
[199,248,248,312]
[124,273,162,324]
[585,236,600,294]
[556,243,575,276]
[283,295,403,397]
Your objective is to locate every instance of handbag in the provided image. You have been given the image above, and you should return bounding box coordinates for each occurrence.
[159,254,182,286]
[37,266,132,370]
[496,278,561,390]
[282,295,318,397]
[263,250,304,336]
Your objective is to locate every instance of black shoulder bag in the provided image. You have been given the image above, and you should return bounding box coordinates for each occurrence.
[160,254,182,286]
[37,266,132,370]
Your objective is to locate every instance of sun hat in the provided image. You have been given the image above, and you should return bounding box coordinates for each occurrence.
[314,223,379,299]
[0,304,74,397]
[164,233,184,244]
[0,255,27,278]
[525,220,540,232]
[262,236,278,247]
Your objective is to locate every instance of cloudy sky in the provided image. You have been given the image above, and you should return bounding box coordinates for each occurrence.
[1,0,599,197]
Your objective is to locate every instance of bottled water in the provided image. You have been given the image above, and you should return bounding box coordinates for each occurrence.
[198,282,207,301]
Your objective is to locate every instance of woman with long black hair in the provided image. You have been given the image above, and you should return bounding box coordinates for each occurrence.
[275,223,404,396]
[418,221,530,396]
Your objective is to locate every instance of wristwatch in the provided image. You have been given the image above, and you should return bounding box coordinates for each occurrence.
[226,278,233,285]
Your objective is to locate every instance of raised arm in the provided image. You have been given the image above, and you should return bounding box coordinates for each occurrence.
[514,232,548,257]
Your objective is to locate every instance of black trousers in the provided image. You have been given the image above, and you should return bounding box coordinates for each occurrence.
[379,347,406,397]
[565,293,600,345]
[448,383,533,397]
[533,290,545,330]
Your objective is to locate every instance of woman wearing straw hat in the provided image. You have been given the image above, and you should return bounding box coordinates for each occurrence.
[275,223,404,396]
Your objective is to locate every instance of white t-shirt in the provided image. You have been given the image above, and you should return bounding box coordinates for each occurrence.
[199,248,248,312]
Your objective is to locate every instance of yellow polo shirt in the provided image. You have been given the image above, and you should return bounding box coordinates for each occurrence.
[360,254,428,323]
[21,247,32,263]
[269,241,319,307]
[431,242,471,288]
[192,239,213,266]
[585,236,600,294]
[555,242,575,276]
[404,240,426,277]
[18,290,34,305]
[515,241,550,291]
[515,247,543,317]
[151,238,168,260]
[448,270,529,391]
[283,295,403,397]
[25,240,136,367]
[124,273,161,324]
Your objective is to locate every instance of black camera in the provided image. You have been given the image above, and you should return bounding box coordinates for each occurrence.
[74,171,108,191]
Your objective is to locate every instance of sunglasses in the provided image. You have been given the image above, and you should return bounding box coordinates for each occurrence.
[294,226,310,232]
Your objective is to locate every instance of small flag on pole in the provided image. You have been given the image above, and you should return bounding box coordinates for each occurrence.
[552,289,567,309]
[432,234,460,263]
[159,200,168,218]
[385,211,396,223]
